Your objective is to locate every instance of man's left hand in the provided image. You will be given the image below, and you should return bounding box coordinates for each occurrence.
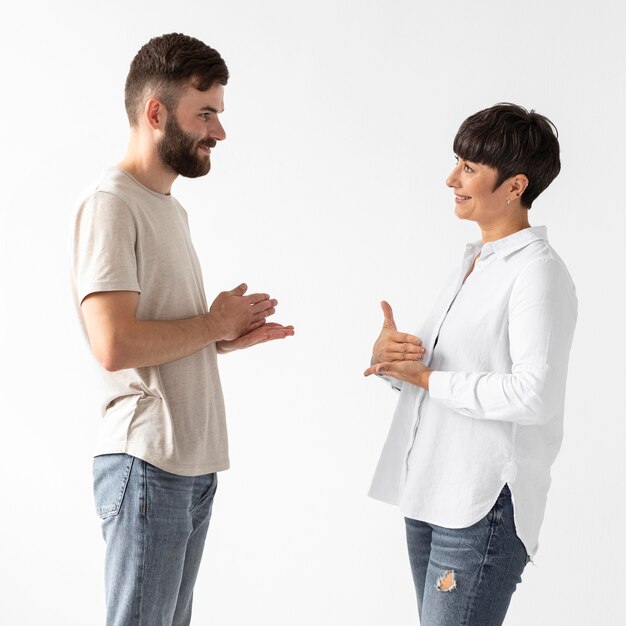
[217,322,295,353]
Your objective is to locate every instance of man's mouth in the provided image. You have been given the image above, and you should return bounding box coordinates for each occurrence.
[455,194,471,203]
[198,140,216,154]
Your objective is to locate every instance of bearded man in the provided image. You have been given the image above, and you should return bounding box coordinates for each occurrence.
[71,33,293,626]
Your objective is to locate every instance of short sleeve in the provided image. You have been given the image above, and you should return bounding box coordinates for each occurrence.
[71,191,141,304]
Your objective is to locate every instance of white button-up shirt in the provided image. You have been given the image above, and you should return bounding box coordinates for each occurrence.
[369,226,577,557]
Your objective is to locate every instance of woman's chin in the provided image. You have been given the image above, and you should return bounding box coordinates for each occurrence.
[454,204,474,220]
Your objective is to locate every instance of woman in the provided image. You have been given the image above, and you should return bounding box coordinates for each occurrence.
[365,103,577,625]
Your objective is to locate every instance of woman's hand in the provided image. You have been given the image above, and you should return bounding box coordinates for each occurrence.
[367,301,431,389]
[364,359,432,389]
[371,301,425,364]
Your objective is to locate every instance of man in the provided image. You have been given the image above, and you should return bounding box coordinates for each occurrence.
[71,33,293,625]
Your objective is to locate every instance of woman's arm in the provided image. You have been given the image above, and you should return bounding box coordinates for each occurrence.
[365,257,577,426]
[428,257,578,425]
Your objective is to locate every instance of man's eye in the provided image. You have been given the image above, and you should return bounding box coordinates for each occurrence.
[464,164,474,173]
[201,113,211,120]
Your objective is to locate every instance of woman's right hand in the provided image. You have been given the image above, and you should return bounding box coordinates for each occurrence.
[372,301,425,364]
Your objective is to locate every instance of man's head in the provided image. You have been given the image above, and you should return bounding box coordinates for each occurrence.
[125,33,229,177]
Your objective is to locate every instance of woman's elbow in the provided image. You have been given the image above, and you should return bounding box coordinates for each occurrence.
[516,387,563,426]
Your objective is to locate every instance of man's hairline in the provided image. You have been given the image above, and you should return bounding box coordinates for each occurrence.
[130,76,225,127]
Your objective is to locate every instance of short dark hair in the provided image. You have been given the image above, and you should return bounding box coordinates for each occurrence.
[125,33,229,126]
[453,103,560,209]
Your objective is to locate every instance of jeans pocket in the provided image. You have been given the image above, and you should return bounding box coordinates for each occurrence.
[189,473,218,514]
[486,502,499,525]
[486,486,509,525]
[93,454,135,519]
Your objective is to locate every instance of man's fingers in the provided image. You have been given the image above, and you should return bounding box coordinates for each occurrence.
[228,283,248,295]
[244,292,272,305]
[250,298,278,314]
[380,300,397,330]
[240,324,295,348]
[244,320,295,335]
[252,307,276,321]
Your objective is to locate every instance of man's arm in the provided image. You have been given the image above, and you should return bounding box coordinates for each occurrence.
[82,284,276,371]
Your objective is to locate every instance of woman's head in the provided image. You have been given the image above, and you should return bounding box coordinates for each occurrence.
[449,103,560,211]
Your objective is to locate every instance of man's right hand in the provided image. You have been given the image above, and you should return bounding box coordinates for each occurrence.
[208,283,278,341]
[371,301,425,365]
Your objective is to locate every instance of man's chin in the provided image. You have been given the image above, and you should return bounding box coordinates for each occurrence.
[177,158,211,178]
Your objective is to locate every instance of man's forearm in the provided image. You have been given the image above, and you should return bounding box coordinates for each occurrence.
[96,313,222,372]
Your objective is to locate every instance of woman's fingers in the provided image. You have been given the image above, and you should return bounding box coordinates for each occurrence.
[383,351,424,362]
[388,331,422,346]
[380,340,425,360]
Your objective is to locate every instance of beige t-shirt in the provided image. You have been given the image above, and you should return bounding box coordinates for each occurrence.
[71,167,229,476]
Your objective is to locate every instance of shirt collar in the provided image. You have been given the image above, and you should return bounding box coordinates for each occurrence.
[466,226,548,260]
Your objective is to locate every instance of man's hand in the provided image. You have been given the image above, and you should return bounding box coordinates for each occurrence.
[209,283,278,341]
[80,283,283,372]
[217,322,295,353]
[363,359,432,389]
[372,301,425,364]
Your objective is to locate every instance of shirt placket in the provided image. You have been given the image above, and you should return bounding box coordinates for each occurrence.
[401,245,481,484]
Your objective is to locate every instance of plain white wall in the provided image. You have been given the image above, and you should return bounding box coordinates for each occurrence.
[1,1,624,624]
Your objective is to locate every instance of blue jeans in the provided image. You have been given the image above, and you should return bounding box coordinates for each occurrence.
[405,485,528,626]
[93,454,218,626]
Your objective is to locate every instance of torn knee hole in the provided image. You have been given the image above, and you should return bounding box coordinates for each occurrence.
[436,570,457,592]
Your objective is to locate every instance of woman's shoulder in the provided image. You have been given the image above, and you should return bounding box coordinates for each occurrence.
[511,242,577,302]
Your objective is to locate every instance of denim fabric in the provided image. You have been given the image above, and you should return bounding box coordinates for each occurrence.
[93,454,217,626]
[405,485,528,626]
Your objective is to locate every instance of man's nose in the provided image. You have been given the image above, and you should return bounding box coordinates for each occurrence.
[211,118,226,141]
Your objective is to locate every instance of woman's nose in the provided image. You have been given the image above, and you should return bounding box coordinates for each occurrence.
[446,164,460,188]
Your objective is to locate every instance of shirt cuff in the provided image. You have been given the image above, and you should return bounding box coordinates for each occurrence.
[427,371,454,403]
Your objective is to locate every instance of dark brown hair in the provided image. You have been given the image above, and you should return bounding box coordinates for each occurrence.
[453,103,560,209]
[125,33,229,126]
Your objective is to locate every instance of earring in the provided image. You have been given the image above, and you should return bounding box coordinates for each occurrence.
[507,199,511,205]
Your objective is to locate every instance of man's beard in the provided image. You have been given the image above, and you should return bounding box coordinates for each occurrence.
[157,113,215,178]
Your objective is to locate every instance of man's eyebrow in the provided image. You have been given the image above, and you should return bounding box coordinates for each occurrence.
[199,105,223,113]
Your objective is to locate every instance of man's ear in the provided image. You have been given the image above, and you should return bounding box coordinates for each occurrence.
[144,98,164,130]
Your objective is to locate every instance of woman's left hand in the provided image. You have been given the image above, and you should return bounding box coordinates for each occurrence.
[364,359,432,390]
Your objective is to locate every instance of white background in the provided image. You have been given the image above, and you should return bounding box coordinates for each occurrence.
[1,1,624,624]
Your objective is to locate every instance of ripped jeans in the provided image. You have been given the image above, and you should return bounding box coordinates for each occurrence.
[405,485,529,626]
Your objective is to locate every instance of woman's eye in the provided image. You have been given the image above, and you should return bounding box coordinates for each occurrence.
[464,164,474,173]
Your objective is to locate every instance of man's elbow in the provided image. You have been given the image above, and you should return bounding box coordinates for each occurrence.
[91,335,131,372]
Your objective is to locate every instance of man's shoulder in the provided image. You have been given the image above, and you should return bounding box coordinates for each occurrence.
[94,167,143,205]
[75,167,171,223]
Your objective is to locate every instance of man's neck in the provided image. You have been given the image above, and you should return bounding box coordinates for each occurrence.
[118,136,177,195]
